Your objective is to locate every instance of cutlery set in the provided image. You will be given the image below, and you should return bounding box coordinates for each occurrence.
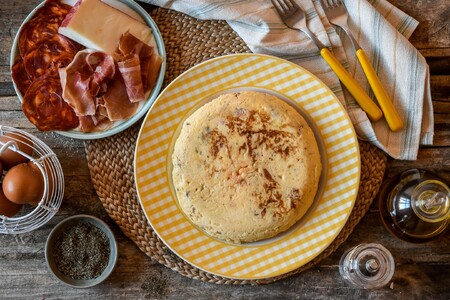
[271,0,403,131]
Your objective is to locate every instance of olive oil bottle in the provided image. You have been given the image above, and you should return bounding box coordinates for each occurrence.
[378,169,449,243]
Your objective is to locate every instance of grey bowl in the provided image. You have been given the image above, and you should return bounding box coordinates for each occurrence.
[10,0,166,140]
[45,215,118,288]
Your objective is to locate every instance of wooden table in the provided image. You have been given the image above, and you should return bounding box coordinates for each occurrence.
[1,0,448,299]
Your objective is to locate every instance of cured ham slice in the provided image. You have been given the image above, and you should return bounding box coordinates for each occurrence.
[78,115,112,133]
[59,49,115,116]
[78,103,112,133]
[117,54,144,102]
[99,71,139,121]
[22,73,79,131]
[59,70,94,115]
[114,32,162,102]
[60,49,137,132]
[145,49,163,93]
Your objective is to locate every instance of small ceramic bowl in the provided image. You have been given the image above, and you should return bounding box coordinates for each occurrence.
[45,215,118,288]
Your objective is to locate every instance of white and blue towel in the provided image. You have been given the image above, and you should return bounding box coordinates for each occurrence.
[140,0,433,160]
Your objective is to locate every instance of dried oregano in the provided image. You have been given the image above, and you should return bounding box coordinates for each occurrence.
[53,222,110,280]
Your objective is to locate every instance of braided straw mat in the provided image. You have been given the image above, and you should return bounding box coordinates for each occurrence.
[84,7,387,285]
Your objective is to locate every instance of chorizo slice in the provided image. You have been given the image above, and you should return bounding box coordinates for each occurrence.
[19,16,60,56]
[22,73,79,131]
[11,57,32,96]
[22,34,77,80]
[18,0,72,55]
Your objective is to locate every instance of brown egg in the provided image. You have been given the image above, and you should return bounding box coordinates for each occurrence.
[28,159,54,202]
[43,158,56,195]
[0,132,33,170]
[0,187,23,217]
[2,162,44,205]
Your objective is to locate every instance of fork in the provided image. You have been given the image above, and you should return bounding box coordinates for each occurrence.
[271,0,382,122]
[322,0,403,131]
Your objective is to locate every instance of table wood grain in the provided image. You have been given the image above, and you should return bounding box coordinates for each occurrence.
[0,0,449,299]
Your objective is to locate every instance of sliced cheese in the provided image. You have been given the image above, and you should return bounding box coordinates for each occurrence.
[58,0,154,55]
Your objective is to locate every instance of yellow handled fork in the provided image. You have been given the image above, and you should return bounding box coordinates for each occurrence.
[321,0,403,131]
[271,0,382,122]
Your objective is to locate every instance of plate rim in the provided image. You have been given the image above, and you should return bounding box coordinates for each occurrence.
[9,0,166,140]
[134,53,361,280]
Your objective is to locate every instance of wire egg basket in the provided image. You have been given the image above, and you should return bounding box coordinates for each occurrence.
[0,125,64,234]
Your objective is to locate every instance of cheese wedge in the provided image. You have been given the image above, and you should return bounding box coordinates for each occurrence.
[59,0,154,55]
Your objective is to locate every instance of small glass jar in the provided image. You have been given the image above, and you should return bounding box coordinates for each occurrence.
[378,169,450,243]
[339,243,395,289]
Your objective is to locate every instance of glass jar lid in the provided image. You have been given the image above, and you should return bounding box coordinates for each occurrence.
[339,243,395,289]
[411,180,450,223]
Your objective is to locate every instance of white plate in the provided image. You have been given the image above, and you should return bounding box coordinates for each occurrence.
[10,0,166,139]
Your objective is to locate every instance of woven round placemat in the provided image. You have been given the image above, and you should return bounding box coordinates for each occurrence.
[84,7,387,285]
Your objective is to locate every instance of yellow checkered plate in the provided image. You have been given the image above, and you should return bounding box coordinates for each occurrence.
[134,54,360,280]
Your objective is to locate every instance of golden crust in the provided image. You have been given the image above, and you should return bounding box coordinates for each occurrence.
[172,91,321,243]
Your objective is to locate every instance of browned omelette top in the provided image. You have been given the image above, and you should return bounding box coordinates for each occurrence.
[172,91,322,243]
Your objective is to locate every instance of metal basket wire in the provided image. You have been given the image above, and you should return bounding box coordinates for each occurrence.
[0,125,64,234]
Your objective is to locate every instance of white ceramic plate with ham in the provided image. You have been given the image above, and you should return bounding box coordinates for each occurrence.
[10,0,165,139]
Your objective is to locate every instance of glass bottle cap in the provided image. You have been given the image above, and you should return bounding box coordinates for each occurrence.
[411,180,450,223]
[339,243,395,289]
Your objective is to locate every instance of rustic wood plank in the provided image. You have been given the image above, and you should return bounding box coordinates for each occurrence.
[0,111,35,128]
[427,56,450,75]
[385,158,450,186]
[430,76,450,101]
[434,99,450,114]
[433,112,450,147]
[391,0,450,49]
[1,211,448,299]
[0,96,21,110]
[0,0,41,65]
[420,48,450,57]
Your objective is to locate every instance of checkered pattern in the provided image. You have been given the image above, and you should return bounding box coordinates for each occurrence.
[134,54,360,279]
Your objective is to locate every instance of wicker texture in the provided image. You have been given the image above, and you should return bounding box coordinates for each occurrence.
[84,8,387,285]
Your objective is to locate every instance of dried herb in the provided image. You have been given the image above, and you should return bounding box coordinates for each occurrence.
[141,273,168,299]
[53,222,110,280]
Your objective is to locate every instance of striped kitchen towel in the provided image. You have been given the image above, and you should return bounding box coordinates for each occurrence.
[140,0,433,160]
